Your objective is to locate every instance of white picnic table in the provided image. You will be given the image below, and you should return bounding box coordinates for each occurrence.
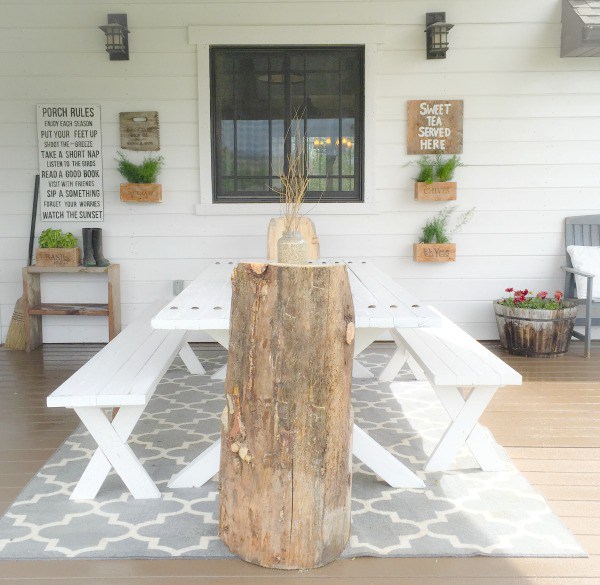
[152,259,442,490]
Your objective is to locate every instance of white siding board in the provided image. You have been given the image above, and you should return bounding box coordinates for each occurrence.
[0,0,598,344]
[0,2,561,28]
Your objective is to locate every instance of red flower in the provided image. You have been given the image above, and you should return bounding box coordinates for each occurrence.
[554,290,563,301]
[505,287,514,293]
[537,291,548,299]
[522,289,529,296]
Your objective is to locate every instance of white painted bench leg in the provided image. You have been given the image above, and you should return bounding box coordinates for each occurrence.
[73,406,160,499]
[168,439,221,489]
[431,386,505,472]
[352,425,425,488]
[169,426,425,490]
[72,405,146,500]
[425,385,499,472]
[179,342,206,375]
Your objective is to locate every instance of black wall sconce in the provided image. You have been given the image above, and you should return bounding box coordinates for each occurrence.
[425,12,454,59]
[99,14,129,61]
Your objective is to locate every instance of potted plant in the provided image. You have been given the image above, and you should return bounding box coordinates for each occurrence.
[36,228,80,267]
[413,205,474,262]
[494,289,578,357]
[271,114,310,264]
[414,154,461,201]
[116,151,164,203]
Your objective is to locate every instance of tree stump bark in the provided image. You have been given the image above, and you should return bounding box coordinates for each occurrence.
[219,262,355,569]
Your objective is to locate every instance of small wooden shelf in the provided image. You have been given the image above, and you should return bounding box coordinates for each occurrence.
[22,264,121,352]
[26,266,111,274]
[29,303,110,316]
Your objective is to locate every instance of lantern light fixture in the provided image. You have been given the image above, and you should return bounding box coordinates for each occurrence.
[425,12,453,59]
[99,14,129,61]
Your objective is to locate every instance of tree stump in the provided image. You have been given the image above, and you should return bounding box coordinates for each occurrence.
[219,262,355,569]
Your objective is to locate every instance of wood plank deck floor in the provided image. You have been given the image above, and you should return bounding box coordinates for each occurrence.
[0,341,599,584]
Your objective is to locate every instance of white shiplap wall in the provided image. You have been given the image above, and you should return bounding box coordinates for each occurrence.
[1,0,599,343]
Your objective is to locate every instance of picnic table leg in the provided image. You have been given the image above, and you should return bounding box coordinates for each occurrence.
[168,425,426,490]
[205,329,230,380]
[425,385,501,472]
[352,328,386,379]
[207,328,384,380]
[178,341,206,375]
[168,439,221,488]
[352,425,425,488]
[73,406,160,499]
[379,330,427,382]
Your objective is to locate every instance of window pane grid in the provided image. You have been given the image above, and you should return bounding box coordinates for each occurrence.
[211,46,363,203]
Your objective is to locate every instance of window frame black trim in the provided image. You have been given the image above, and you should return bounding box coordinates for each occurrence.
[209,45,365,204]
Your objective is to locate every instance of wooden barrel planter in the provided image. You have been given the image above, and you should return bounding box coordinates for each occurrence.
[493,300,578,358]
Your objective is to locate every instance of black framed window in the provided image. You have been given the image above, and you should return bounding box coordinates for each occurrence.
[210,46,364,203]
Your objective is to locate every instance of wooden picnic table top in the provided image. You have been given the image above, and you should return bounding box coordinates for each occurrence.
[151,259,441,331]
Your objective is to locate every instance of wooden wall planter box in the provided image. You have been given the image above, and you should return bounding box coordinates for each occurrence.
[413,243,456,263]
[414,182,457,201]
[120,183,162,203]
[35,247,80,267]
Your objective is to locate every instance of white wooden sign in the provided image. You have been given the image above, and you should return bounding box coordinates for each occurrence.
[37,104,104,222]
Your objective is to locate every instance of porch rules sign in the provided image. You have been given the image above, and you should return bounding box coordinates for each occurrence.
[37,104,104,222]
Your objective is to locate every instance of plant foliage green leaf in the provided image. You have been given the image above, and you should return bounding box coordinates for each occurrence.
[38,228,78,248]
[116,151,164,184]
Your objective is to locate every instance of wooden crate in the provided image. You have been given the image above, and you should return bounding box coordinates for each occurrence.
[414,181,457,201]
[413,243,456,263]
[120,183,162,203]
[35,247,80,267]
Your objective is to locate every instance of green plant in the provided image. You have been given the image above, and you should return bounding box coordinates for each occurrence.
[499,288,565,310]
[416,156,436,183]
[38,228,78,248]
[418,205,475,244]
[116,152,164,184]
[434,154,461,182]
[415,155,462,183]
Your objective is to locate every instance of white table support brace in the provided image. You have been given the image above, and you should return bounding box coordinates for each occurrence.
[169,425,426,490]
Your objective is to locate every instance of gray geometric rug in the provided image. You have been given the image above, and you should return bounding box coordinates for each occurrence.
[0,349,585,560]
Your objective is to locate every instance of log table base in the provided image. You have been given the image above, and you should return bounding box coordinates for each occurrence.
[219,262,355,569]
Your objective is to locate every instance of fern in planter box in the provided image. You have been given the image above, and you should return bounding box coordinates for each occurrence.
[117,151,164,203]
[413,205,474,263]
[414,154,461,201]
[36,228,80,266]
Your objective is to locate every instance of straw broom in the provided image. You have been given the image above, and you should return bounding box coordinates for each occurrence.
[5,175,39,350]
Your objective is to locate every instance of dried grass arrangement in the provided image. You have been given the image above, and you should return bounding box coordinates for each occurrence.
[273,116,310,234]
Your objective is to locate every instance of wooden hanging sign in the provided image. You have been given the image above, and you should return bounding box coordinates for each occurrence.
[119,111,160,151]
[407,100,463,155]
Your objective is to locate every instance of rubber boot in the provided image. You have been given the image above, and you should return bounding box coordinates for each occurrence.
[82,228,96,267]
[92,228,110,267]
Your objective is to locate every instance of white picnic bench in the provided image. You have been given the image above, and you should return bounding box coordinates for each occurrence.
[380,307,522,472]
[46,299,205,500]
